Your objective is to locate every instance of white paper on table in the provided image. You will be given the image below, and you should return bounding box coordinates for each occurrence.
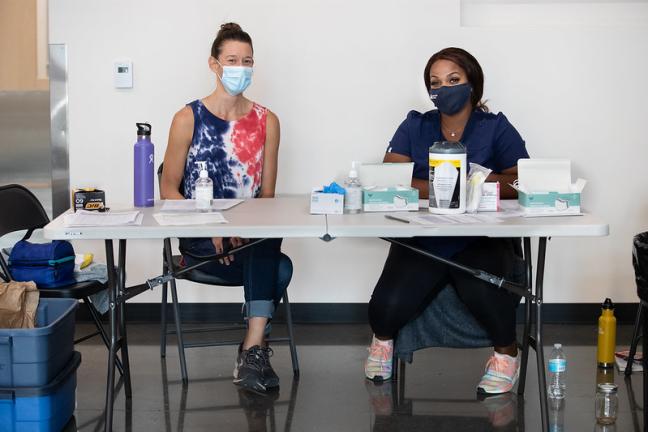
[153,212,228,226]
[160,199,243,212]
[63,210,143,227]
[405,213,503,225]
[401,207,525,225]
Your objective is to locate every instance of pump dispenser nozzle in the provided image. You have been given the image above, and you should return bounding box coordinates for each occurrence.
[196,161,210,179]
[349,161,360,178]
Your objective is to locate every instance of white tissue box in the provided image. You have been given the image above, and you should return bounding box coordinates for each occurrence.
[310,189,344,214]
[517,190,581,216]
[514,159,585,217]
[362,187,419,212]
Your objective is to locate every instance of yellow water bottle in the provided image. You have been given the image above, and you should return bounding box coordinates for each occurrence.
[597,298,616,368]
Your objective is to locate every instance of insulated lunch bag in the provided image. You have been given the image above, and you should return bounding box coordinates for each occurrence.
[8,239,76,288]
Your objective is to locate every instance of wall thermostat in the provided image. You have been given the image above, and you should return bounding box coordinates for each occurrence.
[114,60,133,88]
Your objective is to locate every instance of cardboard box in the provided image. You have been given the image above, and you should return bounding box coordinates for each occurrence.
[477,182,500,212]
[72,188,106,212]
[310,189,344,214]
[514,159,585,217]
[362,187,419,212]
[517,190,581,216]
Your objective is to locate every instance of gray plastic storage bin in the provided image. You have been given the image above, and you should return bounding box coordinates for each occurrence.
[0,298,77,387]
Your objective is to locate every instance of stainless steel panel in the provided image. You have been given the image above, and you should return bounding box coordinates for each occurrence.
[49,44,70,217]
[0,90,52,216]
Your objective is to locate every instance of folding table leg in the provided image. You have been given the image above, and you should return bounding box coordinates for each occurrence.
[284,378,300,432]
[164,238,188,383]
[517,237,533,397]
[623,375,642,432]
[283,291,300,378]
[85,298,124,376]
[118,239,133,399]
[516,395,526,432]
[160,263,169,358]
[392,354,398,382]
[104,240,117,432]
[535,237,549,432]
[398,360,406,405]
[161,359,172,432]
[169,279,188,383]
[177,383,188,430]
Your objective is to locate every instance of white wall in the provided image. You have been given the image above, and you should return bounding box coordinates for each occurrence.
[48,0,648,304]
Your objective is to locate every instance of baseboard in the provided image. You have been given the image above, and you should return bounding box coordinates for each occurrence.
[75,302,640,325]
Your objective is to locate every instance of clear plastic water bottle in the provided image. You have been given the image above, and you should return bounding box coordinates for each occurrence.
[548,343,567,400]
[549,398,564,432]
[344,161,363,214]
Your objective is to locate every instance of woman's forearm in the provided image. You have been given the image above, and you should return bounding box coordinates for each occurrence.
[160,180,185,200]
[412,178,429,198]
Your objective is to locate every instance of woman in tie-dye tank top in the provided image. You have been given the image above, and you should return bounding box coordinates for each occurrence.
[161,23,290,393]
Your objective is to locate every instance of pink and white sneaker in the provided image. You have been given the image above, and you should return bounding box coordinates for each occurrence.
[364,335,393,382]
[477,351,520,394]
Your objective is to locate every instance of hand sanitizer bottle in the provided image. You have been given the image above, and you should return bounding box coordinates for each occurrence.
[344,161,363,214]
[194,161,213,211]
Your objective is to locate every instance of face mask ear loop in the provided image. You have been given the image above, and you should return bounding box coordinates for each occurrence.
[215,59,225,84]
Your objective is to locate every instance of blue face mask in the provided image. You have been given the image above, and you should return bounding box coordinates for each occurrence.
[429,83,472,115]
[217,63,253,96]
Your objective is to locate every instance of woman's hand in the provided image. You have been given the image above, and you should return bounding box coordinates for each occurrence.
[211,237,249,265]
[211,237,232,265]
[229,237,249,249]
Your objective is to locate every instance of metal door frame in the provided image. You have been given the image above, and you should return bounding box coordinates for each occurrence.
[49,43,70,217]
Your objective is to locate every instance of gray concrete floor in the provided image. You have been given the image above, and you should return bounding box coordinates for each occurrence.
[67,323,644,432]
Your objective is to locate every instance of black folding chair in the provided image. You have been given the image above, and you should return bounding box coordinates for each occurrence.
[625,231,648,428]
[0,184,123,374]
[157,164,299,383]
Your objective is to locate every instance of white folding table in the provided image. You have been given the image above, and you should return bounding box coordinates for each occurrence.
[44,196,609,432]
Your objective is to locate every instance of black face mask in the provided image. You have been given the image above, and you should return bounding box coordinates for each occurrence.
[429,83,472,115]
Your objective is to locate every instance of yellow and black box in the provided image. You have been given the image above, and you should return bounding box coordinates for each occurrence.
[72,188,106,211]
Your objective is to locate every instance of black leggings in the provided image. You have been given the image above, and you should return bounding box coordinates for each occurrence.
[368,237,523,347]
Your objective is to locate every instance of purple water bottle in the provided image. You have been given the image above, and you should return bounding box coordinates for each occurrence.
[134,122,154,207]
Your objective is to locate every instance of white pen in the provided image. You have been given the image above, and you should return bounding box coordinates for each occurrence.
[384,214,410,224]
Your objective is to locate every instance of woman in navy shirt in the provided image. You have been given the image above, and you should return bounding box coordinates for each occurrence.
[365,47,529,395]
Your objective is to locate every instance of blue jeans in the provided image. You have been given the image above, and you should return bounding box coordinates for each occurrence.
[179,237,292,320]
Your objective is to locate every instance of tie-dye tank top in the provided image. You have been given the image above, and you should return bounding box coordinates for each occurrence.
[183,99,267,199]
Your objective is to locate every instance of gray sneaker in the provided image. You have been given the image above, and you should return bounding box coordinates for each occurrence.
[233,345,279,392]
[260,346,279,388]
